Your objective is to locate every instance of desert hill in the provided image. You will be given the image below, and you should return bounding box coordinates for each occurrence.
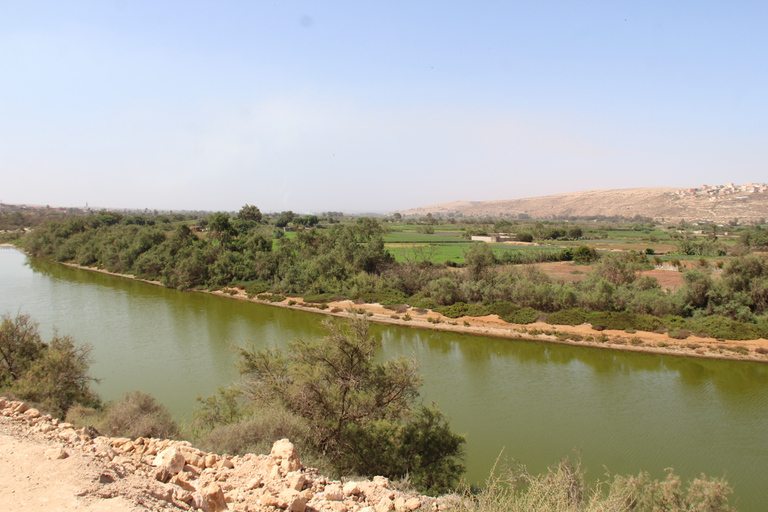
[398,184,768,224]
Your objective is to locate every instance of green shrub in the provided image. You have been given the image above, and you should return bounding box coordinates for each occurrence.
[546,308,589,326]
[194,408,313,458]
[438,302,490,319]
[573,245,598,263]
[669,328,691,339]
[301,293,336,304]
[689,315,763,341]
[487,302,539,324]
[257,293,286,302]
[68,390,179,440]
[407,295,439,310]
[586,311,662,332]
[1,313,100,418]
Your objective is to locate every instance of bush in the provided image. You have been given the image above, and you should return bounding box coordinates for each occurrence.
[456,459,733,512]
[1,313,100,417]
[257,293,286,302]
[438,302,490,319]
[487,302,539,324]
[244,281,270,297]
[195,408,314,461]
[91,391,179,439]
[586,311,663,332]
[573,245,598,264]
[546,308,589,326]
[235,317,464,493]
[689,315,763,341]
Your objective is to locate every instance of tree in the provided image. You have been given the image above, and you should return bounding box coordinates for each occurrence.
[493,219,513,233]
[236,316,465,493]
[567,226,583,239]
[237,204,262,224]
[275,211,295,228]
[0,313,45,383]
[207,212,235,246]
[0,314,99,416]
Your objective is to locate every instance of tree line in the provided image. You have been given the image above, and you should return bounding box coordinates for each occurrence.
[17,207,768,340]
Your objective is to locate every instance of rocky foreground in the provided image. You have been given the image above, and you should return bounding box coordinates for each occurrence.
[0,398,460,512]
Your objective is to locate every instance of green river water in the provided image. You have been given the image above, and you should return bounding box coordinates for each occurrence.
[1,247,766,510]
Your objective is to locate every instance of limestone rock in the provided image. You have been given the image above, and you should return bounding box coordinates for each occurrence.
[376,497,395,512]
[287,472,306,491]
[405,497,422,511]
[342,481,361,496]
[153,447,186,474]
[280,488,307,512]
[271,438,301,471]
[323,484,343,501]
[23,407,41,419]
[45,445,68,460]
[199,483,228,512]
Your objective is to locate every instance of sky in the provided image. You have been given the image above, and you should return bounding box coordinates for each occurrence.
[1,1,767,213]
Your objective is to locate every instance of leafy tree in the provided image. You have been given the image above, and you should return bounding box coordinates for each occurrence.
[275,211,295,228]
[463,243,496,277]
[0,314,99,416]
[493,219,513,233]
[236,316,465,493]
[0,313,45,383]
[567,226,583,239]
[208,212,235,244]
[236,204,263,223]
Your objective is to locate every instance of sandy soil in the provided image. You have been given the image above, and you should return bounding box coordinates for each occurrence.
[532,261,686,290]
[0,416,150,511]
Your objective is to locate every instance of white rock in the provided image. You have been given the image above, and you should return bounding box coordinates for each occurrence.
[45,445,68,460]
[323,484,343,501]
[343,481,361,496]
[152,447,186,474]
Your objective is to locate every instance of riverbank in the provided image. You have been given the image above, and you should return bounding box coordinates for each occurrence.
[214,288,768,364]
[5,244,766,363]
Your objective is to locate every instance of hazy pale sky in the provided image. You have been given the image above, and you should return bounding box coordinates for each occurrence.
[2,1,767,213]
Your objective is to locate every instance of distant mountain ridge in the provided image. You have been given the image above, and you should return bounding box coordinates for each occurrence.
[398,184,768,224]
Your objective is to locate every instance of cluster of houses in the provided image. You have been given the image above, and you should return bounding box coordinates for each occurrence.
[674,183,768,198]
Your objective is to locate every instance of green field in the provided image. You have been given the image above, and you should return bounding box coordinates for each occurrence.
[386,241,565,264]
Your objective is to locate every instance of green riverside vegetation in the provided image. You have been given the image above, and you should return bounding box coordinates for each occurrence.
[16,207,768,341]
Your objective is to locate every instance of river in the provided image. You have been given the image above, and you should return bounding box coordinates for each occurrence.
[1,247,767,510]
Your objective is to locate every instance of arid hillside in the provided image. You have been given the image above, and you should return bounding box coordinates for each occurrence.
[398,185,768,224]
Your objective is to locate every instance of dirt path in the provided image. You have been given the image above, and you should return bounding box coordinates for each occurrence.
[0,416,149,511]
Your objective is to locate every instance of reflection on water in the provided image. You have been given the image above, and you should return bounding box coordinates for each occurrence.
[2,247,767,511]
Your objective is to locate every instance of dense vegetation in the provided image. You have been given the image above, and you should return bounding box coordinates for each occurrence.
[17,208,768,340]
